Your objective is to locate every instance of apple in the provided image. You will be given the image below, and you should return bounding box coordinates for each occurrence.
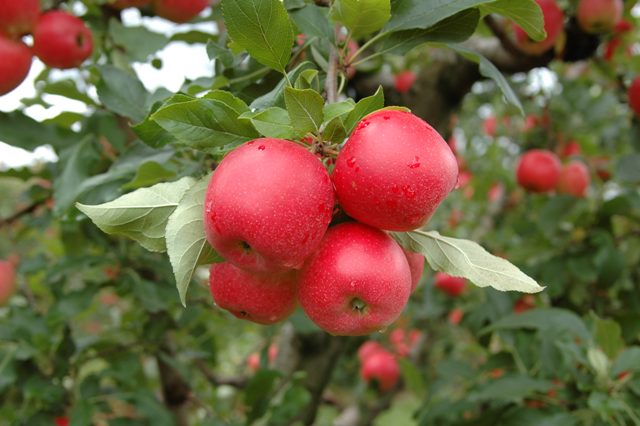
[560,140,581,158]
[152,0,210,23]
[389,328,422,357]
[487,182,504,203]
[513,294,536,313]
[557,160,590,197]
[403,249,425,292]
[332,110,458,231]
[516,149,562,193]
[204,138,335,273]
[628,77,640,118]
[394,70,416,94]
[0,35,32,96]
[523,115,537,132]
[360,349,400,392]
[33,11,93,69]
[577,0,623,34]
[0,260,16,305]
[109,0,152,9]
[434,272,465,297]
[483,116,497,137]
[447,209,463,229]
[268,343,278,364]
[0,0,39,37]
[514,0,564,55]
[357,340,384,362]
[246,352,260,372]
[208,262,298,325]
[54,417,69,426]
[448,308,464,325]
[298,222,412,336]
[591,156,611,181]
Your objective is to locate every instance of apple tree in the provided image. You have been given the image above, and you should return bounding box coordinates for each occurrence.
[1,0,640,424]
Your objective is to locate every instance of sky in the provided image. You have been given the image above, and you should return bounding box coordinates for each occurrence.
[0,7,215,169]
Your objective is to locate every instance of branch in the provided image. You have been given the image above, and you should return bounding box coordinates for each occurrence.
[195,359,248,388]
[483,15,528,58]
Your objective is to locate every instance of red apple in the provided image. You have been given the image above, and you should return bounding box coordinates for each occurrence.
[523,115,537,132]
[514,294,536,313]
[394,70,416,94]
[577,0,623,34]
[246,352,260,372]
[0,260,16,305]
[0,35,32,96]
[153,0,210,23]
[333,110,458,231]
[109,0,152,9]
[357,340,384,362]
[483,116,497,137]
[403,249,425,292]
[54,417,69,426]
[448,308,464,324]
[560,140,581,158]
[33,11,93,69]
[487,182,504,203]
[514,0,564,55]
[298,222,412,336]
[516,149,562,193]
[204,138,334,273]
[0,0,39,37]
[208,262,298,325]
[360,349,400,392]
[591,156,611,181]
[434,272,465,297]
[628,77,640,118]
[447,209,463,229]
[268,343,278,364]
[557,160,590,197]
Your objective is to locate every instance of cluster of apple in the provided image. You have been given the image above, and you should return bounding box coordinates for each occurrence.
[0,0,93,95]
[204,109,459,336]
[0,257,17,306]
[516,149,591,197]
[109,0,211,23]
[513,0,623,56]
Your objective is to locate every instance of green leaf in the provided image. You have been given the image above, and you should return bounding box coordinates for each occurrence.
[96,65,149,123]
[284,87,325,134]
[250,61,316,110]
[151,97,259,153]
[202,90,251,115]
[483,308,592,341]
[76,177,195,253]
[239,107,296,139]
[323,99,356,122]
[330,0,391,39]
[375,8,480,55]
[384,0,494,32]
[166,175,223,306]
[612,347,640,375]
[206,40,235,67]
[222,0,294,72]
[343,86,385,134]
[109,19,169,62]
[132,94,193,149]
[322,117,347,143]
[615,154,640,183]
[592,315,624,359]
[395,230,544,293]
[41,79,97,105]
[398,358,426,394]
[290,4,334,40]
[446,44,523,114]
[470,375,552,402]
[480,0,545,42]
[0,111,74,150]
[121,162,176,191]
[246,370,281,423]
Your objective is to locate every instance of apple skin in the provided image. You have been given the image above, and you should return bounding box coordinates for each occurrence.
[298,222,412,336]
[109,0,152,9]
[557,160,590,197]
[514,0,564,55]
[403,248,425,292]
[208,262,298,325]
[246,353,260,372]
[153,0,210,23]
[448,308,464,325]
[514,295,536,313]
[628,77,640,118]
[0,260,16,305]
[333,110,458,231]
[204,138,335,273]
[0,35,32,96]
[516,149,562,193]
[394,70,416,94]
[434,272,465,297]
[357,340,384,362]
[483,116,497,137]
[560,140,581,158]
[577,0,623,34]
[33,11,93,69]
[0,0,39,37]
[360,349,400,392]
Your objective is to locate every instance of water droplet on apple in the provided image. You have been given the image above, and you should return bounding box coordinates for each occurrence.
[258,145,266,150]
[347,157,356,167]
[402,185,416,199]
[408,156,421,169]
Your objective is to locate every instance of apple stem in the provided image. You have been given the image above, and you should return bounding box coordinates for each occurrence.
[350,298,367,314]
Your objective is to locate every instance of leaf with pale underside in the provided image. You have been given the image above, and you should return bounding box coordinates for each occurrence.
[394,230,544,293]
[166,175,223,306]
[76,177,195,253]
